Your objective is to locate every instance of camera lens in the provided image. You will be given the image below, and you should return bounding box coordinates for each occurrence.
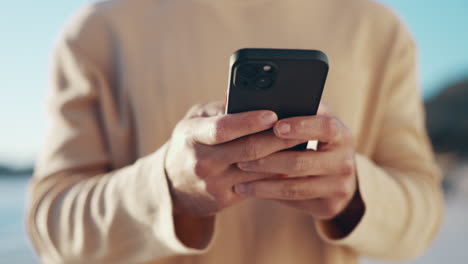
[255,76,272,89]
[237,64,259,77]
[235,76,250,88]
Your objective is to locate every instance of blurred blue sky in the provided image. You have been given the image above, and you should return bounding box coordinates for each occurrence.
[1,0,467,163]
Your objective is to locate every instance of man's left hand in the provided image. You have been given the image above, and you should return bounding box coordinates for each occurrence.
[234,105,361,221]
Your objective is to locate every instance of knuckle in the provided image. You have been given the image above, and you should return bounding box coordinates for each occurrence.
[204,101,224,116]
[211,118,228,143]
[187,104,202,117]
[180,131,201,154]
[280,182,305,199]
[193,158,213,178]
[216,192,232,208]
[290,154,308,172]
[186,103,213,119]
[193,144,213,162]
[204,180,217,193]
[322,116,340,141]
[321,200,342,219]
[339,156,355,176]
[250,158,265,169]
[184,133,196,147]
[296,119,307,130]
[334,180,354,198]
[280,137,298,150]
[243,136,261,159]
[281,184,297,199]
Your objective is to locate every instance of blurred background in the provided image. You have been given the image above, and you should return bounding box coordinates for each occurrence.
[1,0,467,263]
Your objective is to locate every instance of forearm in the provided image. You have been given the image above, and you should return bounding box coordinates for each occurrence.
[27,144,210,264]
[316,154,444,260]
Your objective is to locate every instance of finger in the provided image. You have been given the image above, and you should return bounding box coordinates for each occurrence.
[279,198,348,220]
[185,101,225,119]
[201,101,225,117]
[223,165,278,187]
[219,130,306,163]
[234,176,333,200]
[273,115,351,145]
[188,110,278,145]
[237,150,355,177]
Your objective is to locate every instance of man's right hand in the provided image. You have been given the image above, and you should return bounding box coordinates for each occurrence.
[165,101,305,217]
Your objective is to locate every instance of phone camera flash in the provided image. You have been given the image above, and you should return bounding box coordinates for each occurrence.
[263,65,272,72]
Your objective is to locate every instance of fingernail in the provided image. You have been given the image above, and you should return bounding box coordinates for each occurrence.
[262,112,277,125]
[235,184,249,195]
[277,122,291,135]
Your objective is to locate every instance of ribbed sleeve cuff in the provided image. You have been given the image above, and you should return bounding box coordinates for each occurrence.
[144,142,217,256]
[314,154,401,254]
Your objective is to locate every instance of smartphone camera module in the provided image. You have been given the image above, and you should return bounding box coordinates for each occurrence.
[234,62,276,90]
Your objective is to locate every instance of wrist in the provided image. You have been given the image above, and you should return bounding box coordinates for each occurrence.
[165,149,217,249]
[173,209,216,250]
[329,188,365,239]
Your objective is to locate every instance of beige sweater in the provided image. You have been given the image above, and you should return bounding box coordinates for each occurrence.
[27,0,443,263]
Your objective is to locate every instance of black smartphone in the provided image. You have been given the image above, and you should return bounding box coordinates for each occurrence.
[225,48,329,150]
